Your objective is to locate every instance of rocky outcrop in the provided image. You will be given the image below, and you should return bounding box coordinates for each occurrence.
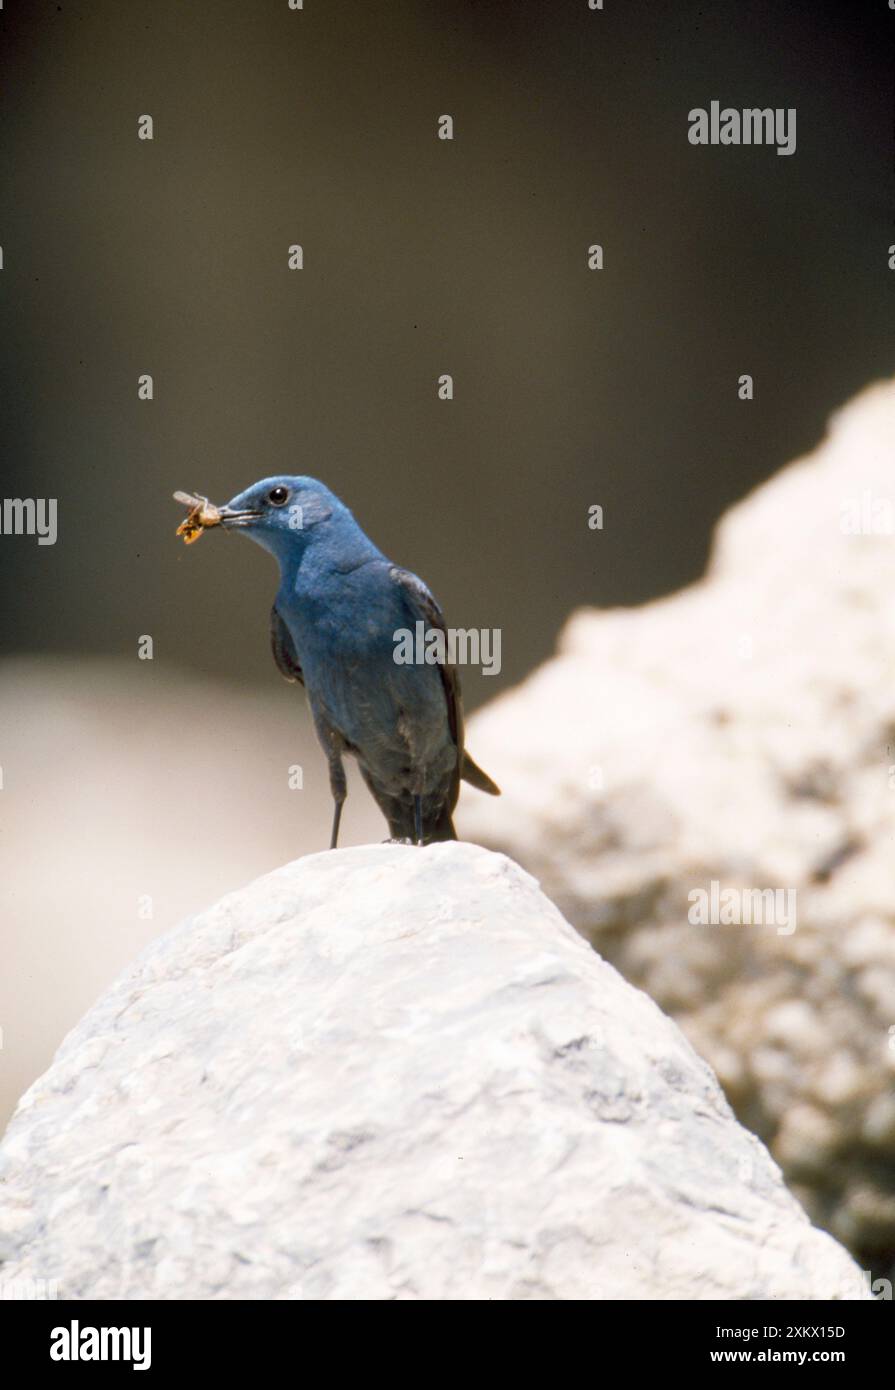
[0,844,866,1300]
[459,379,895,1277]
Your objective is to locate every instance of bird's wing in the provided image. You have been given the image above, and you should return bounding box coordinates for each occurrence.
[389,565,461,747]
[269,604,305,685]
[389,566,501,796]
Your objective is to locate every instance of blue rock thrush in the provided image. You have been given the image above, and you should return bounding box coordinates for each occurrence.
[176,476,500,847]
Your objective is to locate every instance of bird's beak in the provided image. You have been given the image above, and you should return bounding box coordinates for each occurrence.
[217,505,263,529]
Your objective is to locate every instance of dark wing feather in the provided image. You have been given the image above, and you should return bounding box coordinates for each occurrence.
[389,567,500,795]
[389,566,462,746]
[270,604,305,685]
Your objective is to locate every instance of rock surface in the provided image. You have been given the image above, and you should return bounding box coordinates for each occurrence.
[459,378,895,1276]
[0,843,867,1300]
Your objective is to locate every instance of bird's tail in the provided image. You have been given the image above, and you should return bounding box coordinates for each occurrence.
[461,751,500,796]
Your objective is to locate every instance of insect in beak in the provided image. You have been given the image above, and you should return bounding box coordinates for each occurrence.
[173,490,223,544]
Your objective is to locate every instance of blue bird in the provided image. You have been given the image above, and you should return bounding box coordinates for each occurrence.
[179,476,500,847]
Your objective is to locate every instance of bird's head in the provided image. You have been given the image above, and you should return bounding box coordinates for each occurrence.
[217,475,347,562]
[175,475,383,574]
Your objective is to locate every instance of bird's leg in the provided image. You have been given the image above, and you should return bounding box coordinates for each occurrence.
[328,754,347,850]
[414,793,423,846]
[330,800,344,850]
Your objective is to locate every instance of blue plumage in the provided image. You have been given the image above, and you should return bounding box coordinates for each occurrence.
[208,475,499,846]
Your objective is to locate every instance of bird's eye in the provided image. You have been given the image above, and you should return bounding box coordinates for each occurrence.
[268,486,290,507]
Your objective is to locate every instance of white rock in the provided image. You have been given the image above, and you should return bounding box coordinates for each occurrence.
[0,844,867,1300]
[459,377,895,1272]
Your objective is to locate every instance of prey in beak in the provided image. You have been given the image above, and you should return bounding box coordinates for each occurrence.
[173,491,260,543]
[173,491,222,544]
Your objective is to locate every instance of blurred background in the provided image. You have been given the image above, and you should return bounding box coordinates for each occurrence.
[1,0,892,691]
[1,0,893,1269]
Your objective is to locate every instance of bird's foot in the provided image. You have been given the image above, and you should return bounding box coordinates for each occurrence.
[382,836,416,846]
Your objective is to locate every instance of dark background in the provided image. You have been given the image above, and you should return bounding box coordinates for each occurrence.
[0,0,892,704]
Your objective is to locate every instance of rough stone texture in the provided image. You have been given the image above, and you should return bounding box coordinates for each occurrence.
[0,844,867,1300]
[459,378,895,1278]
